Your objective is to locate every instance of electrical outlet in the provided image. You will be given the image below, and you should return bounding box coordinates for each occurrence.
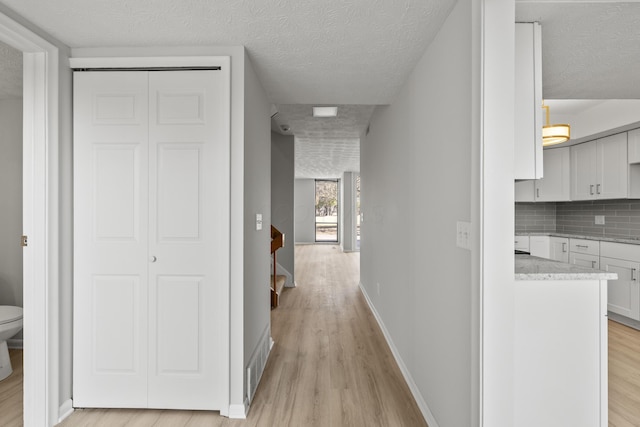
[595,215,605,225]
[456,221,471,250]
[256,213,263,230]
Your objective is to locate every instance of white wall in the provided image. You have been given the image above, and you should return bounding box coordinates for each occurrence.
[340,172,357,252]
[0,98,23,315]
[242,50,271,405]
[361,0,514,425]
[271,132,295,280]
[294,179,316,243]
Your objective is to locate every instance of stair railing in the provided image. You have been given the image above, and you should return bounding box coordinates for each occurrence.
[271,225,285,307]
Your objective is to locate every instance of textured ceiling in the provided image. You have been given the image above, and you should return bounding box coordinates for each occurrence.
[0,0,456,105]
[295,137,359,179]
[0,40,21,99]
[516,1,640,99]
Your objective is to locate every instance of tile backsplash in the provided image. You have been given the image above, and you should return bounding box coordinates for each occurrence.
[516,199,640,239]
[515,202,556,233]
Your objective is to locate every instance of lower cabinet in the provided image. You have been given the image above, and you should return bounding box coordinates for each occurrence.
[570,253,600,269]
[600,241,640,321]
[549,237,569,263]
[515,278,607,427]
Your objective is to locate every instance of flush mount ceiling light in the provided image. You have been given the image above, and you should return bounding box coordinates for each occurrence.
[313,106,338,118]
[542,102,570,146]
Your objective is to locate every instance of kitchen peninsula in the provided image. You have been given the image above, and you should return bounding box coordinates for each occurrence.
[514,254,616,427]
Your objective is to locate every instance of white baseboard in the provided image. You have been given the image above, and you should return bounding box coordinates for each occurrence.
[7,338,23,349]
[58,399,74,423]
[228,401,248,419]
[359,282,439,427]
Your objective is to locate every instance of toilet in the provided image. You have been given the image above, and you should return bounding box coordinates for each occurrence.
[0,305,23,381]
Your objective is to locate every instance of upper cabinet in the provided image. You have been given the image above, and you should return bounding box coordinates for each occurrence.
[514,22,543,180]
[536,147,571,201]
[570,133,628,200]
[515,147,570,202]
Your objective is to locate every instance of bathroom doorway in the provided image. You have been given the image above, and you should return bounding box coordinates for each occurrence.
[0,10,62,426]
[0,38,23,427]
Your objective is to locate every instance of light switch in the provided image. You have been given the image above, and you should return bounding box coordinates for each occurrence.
[256,213,263,231]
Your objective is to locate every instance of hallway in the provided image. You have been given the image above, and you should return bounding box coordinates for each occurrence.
[58,244,427,426]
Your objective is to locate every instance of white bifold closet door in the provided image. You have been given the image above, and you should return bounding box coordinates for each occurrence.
[73,68,230,410]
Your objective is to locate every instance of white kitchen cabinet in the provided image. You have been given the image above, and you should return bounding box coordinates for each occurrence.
[600,242,640,321]
[515,148,570,202]
[570,238,600,269]
[515,180,535,202]
[549,236,569,263]
[515,278,608,427]
[535,147,571,201]
[515,235,530,252]
[530,236,550,258]
[514,22,543,180]
[570,253,600,270]
[627,129,640,164]
[570,133,628,200]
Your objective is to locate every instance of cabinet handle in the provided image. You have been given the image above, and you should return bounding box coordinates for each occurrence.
[576,244,589,249]
[633,268,637,282]
[597,184,601,195]
[592,261,596,268]
[590,184,594,195]
[562,243,567,253]
[536,188,540,198]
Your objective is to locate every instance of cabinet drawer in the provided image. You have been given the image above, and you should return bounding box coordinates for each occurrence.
[570,238,600,256]
[600,241,640,261]
[569,253,600,270]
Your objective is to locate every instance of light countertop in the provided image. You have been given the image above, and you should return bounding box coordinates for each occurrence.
[515,254,618,281]
[516,232,640,246]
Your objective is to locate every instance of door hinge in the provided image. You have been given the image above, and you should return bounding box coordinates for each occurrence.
[21,235,28,247]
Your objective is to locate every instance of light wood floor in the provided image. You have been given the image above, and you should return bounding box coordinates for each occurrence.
[57,244,427,426]
[5,247,640,426]
[0,348,23,427]
[609,320,640,426]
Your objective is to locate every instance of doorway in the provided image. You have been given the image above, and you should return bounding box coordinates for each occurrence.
[315,179,339,242]
[0,11,61,427]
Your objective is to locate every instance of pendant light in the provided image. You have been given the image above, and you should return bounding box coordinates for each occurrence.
[542,102,570,146]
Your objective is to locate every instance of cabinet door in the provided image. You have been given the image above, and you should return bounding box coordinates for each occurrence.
[514,23,543,180]
[597,133,628,199]
[536,147,570,202]
[601,256,640,320]
[530,236,550,258]
[569,253,600,270]
[549,237,569,263]
[515,180,535,202]
[571,142,598,200]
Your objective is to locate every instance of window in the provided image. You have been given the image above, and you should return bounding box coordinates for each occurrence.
[315,180,339,242]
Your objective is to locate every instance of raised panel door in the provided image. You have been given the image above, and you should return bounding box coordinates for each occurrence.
[73,71,149,407]
[147,70,229,409]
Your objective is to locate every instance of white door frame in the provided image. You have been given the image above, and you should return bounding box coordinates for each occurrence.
[0,11,60,427]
